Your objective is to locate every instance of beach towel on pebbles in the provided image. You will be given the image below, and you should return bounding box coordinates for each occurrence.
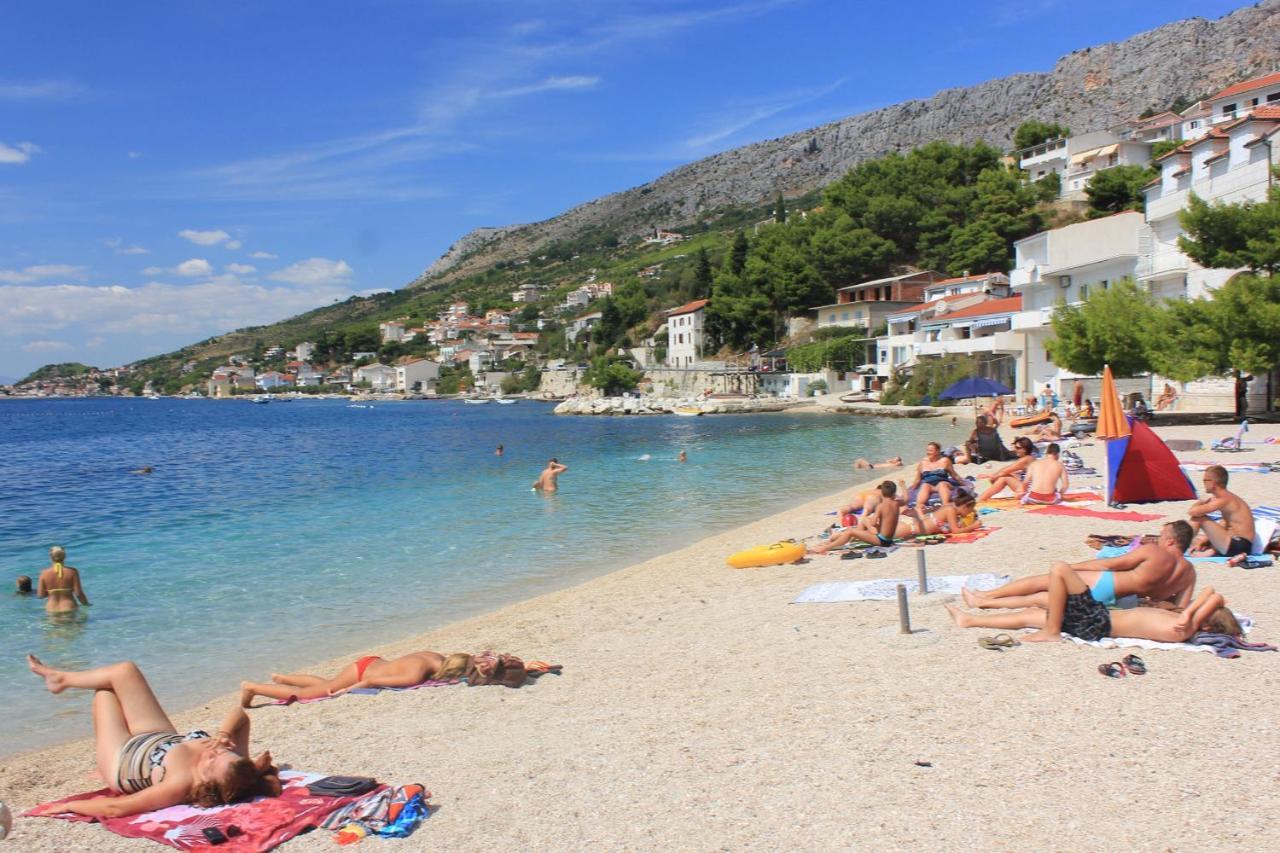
[24,770,380,850]
[793,573,1011,603]
[269,678,460,706]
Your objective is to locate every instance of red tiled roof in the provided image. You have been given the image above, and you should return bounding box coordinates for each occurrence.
[931,273,993,285]
[1211,72,1280,102]
[665,298,709,317]
[926,295,1022,322]
[1250,105,1280,120]
[1203,151,1229,165]
[889,296,949,317]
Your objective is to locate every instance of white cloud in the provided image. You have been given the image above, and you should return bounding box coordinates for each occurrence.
[22,339,73,353]
[0,141,40,165]
[494,75,600,98]
[268,257,353,286]
[249,251,277,260]
[0,264,87,283]
[225,263,256,275]
[0,80,83,100]
[105,238,150,256]
[225,240,242,250]
[127,151,142,159]
[142,258,213,277]
[177,228,231,246]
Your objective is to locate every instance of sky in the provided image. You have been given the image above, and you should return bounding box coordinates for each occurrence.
[0,0,1249,381]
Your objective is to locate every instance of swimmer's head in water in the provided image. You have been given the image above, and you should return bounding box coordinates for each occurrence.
[49,545,66,564]
[16,575,32,593]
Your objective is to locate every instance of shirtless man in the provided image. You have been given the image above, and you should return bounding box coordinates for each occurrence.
[853,456,903,470]
[532,458,568,492]
[962,520,1196,611]
[1187,465,1256,558]
[1019,442,1069,505]
[811,481,900,554]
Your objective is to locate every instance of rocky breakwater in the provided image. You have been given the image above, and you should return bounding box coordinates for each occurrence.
[553,396,810,416]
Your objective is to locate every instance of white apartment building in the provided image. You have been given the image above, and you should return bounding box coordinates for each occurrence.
[379,321,405,343]
[394,358,440,393]
[353,363,396,391]
[1009,211,1144,394]
[1143,106,1280,300]
[565,311,602,344]
[665,299,708,368]
[1183,72,1280,141]
[293,341,315,362]
[1018,130,1151,200]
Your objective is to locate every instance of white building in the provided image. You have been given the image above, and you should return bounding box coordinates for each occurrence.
[565,311,603,344]
[293,341,315,362]
[664,299,708,368]
[395,358,440,393]
[511,283,542,303]
[1184,72,1280,141]
[1009,211,1145,394]
[379,321,405,343]
[353,363,396,391]
[1143,106,1280,300]
[1018,130,1151,200]
[813,271,938,332]
[295,364,325,386]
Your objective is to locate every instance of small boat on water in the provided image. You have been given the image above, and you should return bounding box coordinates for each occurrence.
[494,398,517,405]
[674,406,703,417]
[463,398,490,405]
[250,395,270,404]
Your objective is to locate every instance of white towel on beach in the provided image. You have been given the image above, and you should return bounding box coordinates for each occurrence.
[792,573,1010,603]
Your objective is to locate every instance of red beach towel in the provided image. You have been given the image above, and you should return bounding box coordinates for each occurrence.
[979,491,1102,510]
[943,526,1000,544]
[24,770,380,851]
[1028,505,1165,522]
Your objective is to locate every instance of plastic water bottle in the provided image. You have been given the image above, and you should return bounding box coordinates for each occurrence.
[0,800,12,840]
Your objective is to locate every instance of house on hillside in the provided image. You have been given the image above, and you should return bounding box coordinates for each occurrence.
[295,363,325,386]
[353,363,396,391]
[255,371,294,390]
[379,321,406,343]
[1113,111,1185,144]
[813,271,940,332]
[565,311,603,344]
[395,358,440,393]
[1183,72,1280,141]
[665,299,708,368]
[1018,130,1152,201]
[511,283,543,303]
[292,341,315,362]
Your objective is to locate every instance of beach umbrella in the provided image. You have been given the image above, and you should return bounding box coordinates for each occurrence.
[1095,364,1130,440]
[938,377,1014,399]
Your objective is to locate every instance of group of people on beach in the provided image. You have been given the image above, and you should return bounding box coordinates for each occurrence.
[818,399,1267,651]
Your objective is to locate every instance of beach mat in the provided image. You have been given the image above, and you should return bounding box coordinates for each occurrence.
[1180,461,1271,473]
[1055,614,1267,657]
[269,678,460,706]
[25,770,379,850]
[793,573,1010,603]
[1029,505,1164,522]
[942,526,999,544]
[980,491,1102,510]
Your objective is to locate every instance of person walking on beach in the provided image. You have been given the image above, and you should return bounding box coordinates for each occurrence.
[24,656,281,818]
[1187,465,1256,558]
[533,458,568,492]
[37,546,90,614]
[962,521,1196,611]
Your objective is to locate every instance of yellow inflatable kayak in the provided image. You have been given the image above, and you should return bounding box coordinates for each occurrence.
[726,540,806,569]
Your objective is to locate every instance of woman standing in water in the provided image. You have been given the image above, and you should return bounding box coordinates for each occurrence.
[37,546,90,614]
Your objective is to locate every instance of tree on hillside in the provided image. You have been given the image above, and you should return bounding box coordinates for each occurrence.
[1013,120,1069,151]
[692,247,713,299]
[583,355,643,396]
[774,192,787,224]
[1178,186,1280,275]
[1086,165,1157,218]
[806,212,896,289]
[1046,279,1156,376]
[727,231,749,276]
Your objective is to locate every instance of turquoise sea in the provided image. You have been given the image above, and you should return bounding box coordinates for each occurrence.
[0,397,951,756]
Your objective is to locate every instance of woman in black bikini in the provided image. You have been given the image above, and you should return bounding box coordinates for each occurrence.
[25,657,279,818]
[910,442,958,515]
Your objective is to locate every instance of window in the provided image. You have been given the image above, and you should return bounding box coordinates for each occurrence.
[1100,280,1109,290]
[1269,92,1280,103]
[841,312,849,321]
[1079,283,1089,300]
[1221,102,1237,116]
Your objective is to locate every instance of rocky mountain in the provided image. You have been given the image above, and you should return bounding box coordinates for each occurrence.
[417,0,1280,284]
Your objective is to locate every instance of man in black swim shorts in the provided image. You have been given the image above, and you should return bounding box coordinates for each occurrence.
[1188,466,1256,558]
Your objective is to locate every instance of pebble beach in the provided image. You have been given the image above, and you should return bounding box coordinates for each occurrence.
[4,421,1279,851]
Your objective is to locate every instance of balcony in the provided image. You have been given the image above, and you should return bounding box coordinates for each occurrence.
[1011,308,1054,331]
[1136,251,1189,281]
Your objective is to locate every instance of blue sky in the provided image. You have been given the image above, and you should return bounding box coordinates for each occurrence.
[0,0,1247,380]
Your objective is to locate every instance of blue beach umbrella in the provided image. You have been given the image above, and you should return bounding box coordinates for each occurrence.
[939,377,1014,400]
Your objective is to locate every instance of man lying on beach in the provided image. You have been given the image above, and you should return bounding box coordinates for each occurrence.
[1187,465,1256,559]
[962,520,1196,611]
[853,456,903,470]
[947,564,1238,644]
[1019,443,1069,505]
[812,481,900,554]
[532,458,568,492]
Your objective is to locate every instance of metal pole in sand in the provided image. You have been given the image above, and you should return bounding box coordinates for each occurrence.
[896,584,912,634]
[916,549,928,596]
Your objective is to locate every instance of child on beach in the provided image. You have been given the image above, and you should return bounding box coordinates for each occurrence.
[25,656,281,818]
[37,546,90,614]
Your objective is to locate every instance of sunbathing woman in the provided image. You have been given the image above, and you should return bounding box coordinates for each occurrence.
[240,651,472,706]
[945,563,1239,644]
[37,545,90,614]
[976,437,1036,501]
[891,494,981,539]
[909,442,958,515]
[852,456,903,470]
[25,657,280,818]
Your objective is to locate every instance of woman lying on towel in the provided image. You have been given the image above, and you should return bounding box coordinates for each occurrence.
[240,650,558,705]
[25,656,281,818]
[888,494,982,539]
[945,563,1241,644]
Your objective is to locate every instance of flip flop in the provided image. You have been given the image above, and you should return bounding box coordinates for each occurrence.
[841,550,864,560]
[1097,662,1125,678]
[1121,654,1146,675]
[978,634,1019,651]
[865,548,888,559]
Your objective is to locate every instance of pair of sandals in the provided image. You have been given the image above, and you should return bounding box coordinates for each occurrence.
[841,547,889,560]
[978,633,1020,651]
[1098,654,1147,678]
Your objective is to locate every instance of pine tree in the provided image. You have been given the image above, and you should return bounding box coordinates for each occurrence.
[774,192,787,224]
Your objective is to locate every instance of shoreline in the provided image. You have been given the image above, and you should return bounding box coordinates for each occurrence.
[5,422,1280,850]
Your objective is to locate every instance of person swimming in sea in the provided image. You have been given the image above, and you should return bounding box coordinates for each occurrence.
[853,456,903,470]
[37,546,90,614]
[495,445,504,457]
[130,466,154,475]
[16,575,33,595]
[678,450,687,463]
[532,458,568,492]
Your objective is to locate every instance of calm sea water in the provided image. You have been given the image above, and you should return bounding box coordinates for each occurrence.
[0,397,950,755]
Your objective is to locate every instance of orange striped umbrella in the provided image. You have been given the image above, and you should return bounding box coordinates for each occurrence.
[1096,364,1131,440]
